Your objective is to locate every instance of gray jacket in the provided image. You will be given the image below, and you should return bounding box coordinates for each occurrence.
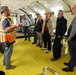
[68,16,76,41]
[42,19,53,35]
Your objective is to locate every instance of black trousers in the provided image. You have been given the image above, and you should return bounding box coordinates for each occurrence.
[42,31,51,51]
[23,26,30,40]
[53,37,62,59]
[68,41,76,69]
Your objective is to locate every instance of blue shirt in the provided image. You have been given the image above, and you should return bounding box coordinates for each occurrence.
[22,18,32,26]
[2,19,10,30]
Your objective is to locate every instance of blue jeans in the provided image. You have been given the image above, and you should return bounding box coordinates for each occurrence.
[68,41,76,69]
[3,43,13,68]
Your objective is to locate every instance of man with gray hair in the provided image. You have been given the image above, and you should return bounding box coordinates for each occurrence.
[0,6,22,70]
[22,15,31,41]
[62,4,76,72]
[51,10,67,61]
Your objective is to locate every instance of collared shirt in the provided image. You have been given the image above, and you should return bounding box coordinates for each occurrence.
[22,18,31,26]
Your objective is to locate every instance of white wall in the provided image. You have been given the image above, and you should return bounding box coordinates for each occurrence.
[64,12,74,29]
[51,12,74,30]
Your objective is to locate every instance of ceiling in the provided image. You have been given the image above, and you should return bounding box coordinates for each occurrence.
[1,0,76,15]
[1,0,35,14]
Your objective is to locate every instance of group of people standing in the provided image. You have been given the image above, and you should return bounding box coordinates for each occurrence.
[31,5,76,72]
[32,10,67,56]
[32,12,53,53]
[0,4,76,72]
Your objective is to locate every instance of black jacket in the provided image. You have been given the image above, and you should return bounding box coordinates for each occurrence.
[34,18,37,31]
[36,19,43,32]
[55,16,67,38]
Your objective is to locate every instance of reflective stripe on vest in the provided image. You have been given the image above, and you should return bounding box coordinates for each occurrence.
[0,16,16,43]
[0,31,16,43]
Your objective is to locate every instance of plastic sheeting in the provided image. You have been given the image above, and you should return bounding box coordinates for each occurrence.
[1,0,76,14]
[1,0,35,13]
[1,0,76,28]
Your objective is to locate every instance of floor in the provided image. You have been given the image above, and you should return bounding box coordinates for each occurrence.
[0,38,76,75]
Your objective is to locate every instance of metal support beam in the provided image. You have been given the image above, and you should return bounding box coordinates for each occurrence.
[63,0,72,13]
[36,1,51,12]
[19,8,30,15]
[19,8,27,13]
[27,6,40,14]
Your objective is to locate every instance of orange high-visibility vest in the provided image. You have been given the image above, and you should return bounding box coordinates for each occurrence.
[0,16,16,43]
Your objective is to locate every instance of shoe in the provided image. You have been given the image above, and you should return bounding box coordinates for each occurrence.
[39,46,42,48]
[32,42,37,44]
[46,50,50,53]
[64,62,69,66]
[1,51,4,54]
[51,58,58,61]
[62,67,73,72]
[36,44,40,47]
[6,65,16,70]
[41,48,47,50]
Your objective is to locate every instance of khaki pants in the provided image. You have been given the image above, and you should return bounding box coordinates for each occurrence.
[37,32,43,46]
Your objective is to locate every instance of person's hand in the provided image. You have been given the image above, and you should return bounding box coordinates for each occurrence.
[18,23,22,27]
[58,35,60,38]
[14,23,22,28]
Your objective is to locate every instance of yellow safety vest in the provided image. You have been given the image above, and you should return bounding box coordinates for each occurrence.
[0,16,16,43]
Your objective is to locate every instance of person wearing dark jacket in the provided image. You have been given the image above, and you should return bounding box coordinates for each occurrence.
[36,15,43,48]
[32,14,40,44]
[62,5,76,72]
[51,10,67,61]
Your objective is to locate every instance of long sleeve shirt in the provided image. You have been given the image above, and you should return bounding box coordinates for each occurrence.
[68,16,76,41]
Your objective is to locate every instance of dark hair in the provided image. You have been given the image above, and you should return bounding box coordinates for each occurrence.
[0,71,5,75]
[59,10,63,15]
[1,6,8,14]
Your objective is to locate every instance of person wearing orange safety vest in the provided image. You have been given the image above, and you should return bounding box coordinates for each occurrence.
[0,6,22,70]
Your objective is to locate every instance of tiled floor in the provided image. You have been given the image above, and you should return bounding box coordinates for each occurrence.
[0,38,76,75]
